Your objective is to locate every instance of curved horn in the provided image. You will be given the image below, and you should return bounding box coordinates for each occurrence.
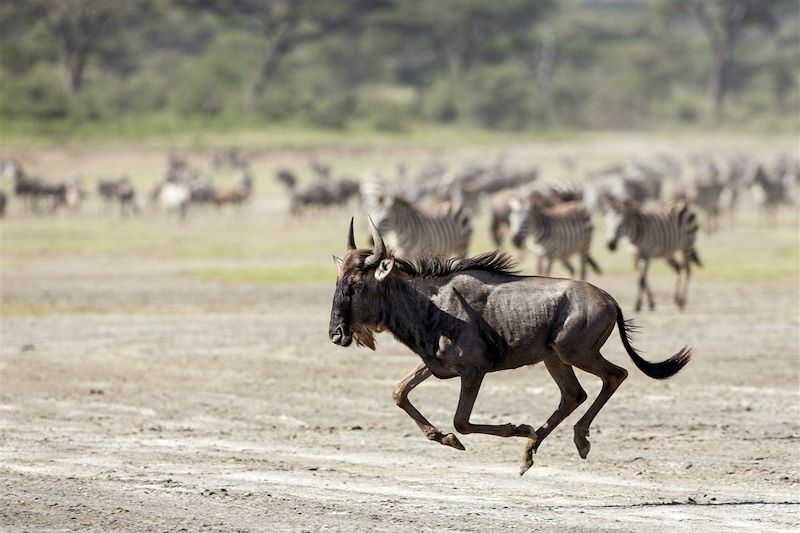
[364,216,385,267]
[346,217,356,251]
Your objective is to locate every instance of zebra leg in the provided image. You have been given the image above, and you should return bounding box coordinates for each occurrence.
[544,257,554,277]
[667,257,684,308]
[561,259,576,278]
[677,252,693,310]
[635,258,653,312]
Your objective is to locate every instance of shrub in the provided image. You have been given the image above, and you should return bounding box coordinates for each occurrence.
[0,64,68,119]
[458,63,534,130]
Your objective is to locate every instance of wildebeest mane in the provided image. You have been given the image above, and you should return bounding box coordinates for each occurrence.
[394,250,520,278]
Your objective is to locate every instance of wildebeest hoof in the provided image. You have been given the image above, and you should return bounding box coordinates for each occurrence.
[441,432,465,450]
[519,436,539,476]
[519,453,534,476]
[577,442,591,459]
[575,428,590,459]
[428,430,465,450]
[513,424,537,439]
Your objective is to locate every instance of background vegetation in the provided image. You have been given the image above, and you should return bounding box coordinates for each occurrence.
[1,0,799,143]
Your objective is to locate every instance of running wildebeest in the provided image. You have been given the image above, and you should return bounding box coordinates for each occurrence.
[329,218,691,475]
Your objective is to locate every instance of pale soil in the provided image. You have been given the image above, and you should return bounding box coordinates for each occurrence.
[1,259,799,532]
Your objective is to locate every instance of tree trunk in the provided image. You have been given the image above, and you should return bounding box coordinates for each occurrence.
[63,53,85,94]
[244,37,293,113]
[709,52,727,124]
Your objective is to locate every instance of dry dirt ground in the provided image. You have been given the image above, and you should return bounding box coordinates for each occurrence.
[3,258,799,531]
[1,138,799,531]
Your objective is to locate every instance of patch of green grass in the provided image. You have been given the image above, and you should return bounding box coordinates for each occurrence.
[185,265,335,284]
[0,113,586,149]
[696,244,799,282]
[0,303,107,316]
[583,234,799,283]
[0,217,340,260]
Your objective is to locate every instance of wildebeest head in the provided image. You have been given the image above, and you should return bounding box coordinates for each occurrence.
[329,217,395,350]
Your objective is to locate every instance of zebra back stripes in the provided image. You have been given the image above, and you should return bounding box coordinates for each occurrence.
[606,200,701,311]
[369,195,472,259]
[608,201,701,265]
[509,199,600,279]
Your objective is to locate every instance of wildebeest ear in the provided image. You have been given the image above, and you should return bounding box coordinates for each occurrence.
[374,258,394,281]
[332,255,343,271]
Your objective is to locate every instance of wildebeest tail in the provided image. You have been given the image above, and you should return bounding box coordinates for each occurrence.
[615,305,691,379]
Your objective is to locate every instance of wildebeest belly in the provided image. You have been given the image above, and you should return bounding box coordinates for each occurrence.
[436,274,576,371]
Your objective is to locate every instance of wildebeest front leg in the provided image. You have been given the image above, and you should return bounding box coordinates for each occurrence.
[520,355,587,475]
[392,362,465,450]
[453,371,537,440]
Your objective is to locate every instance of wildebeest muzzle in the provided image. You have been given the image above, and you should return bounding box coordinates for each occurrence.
[329,323,352,347]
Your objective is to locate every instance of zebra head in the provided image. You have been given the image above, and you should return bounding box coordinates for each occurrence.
[1,159,21,181]
[508,197,531,249]
[330,217,395,351]
[366,193,394,236]
[605,200,631,251]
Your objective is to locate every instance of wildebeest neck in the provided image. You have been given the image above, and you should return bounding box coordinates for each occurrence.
[379,276,460,360]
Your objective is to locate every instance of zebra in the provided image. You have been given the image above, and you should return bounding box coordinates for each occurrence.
[98,176,139,217]
[367,194,472,259]
[508,197,601,280]
[749,163,792,225]
[692,179,726,234]
[606,200,701,312]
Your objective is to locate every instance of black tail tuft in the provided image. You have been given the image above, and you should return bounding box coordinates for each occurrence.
[615,305,691,379]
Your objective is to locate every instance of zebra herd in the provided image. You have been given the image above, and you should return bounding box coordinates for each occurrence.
[320,151,797,312]
[149,152,254,220]
[1,150,254,221]
[3,147,796,310]
[1,159,87,216]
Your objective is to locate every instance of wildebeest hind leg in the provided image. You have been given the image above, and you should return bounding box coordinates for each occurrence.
[520,355,587,476]
[561,351,627,459]
[392,362,464,450]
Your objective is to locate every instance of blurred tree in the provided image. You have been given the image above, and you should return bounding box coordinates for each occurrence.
[372,0,553,125]
[659,0,783,122]
[180,0,393,111]
[2,0,148,94]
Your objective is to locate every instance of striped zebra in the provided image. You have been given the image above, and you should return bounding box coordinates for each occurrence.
[750,164,792,225]
[508,198,601,280]
[692,179,726,233]
[366,193,472,259]
[606,200,701,312]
